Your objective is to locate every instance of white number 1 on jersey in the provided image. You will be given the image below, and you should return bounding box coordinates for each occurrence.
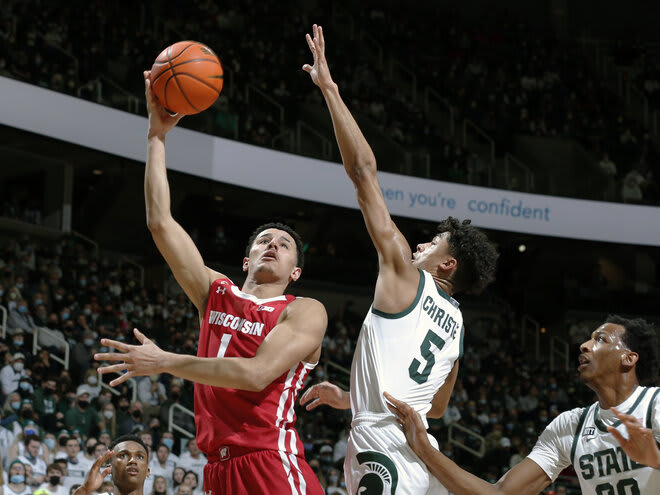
[216,334,232,358]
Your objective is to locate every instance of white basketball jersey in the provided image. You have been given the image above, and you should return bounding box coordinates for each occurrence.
[572,387,660,494]
[350,269,464,425]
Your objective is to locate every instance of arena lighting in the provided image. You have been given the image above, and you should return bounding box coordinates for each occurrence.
[518,243,527,253]
[92,169,103,175]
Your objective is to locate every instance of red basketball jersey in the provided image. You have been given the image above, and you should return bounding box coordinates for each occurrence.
[195,277,315,460]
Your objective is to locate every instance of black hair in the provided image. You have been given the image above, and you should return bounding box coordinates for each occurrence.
[606,315,659,385]
[109,434,149,456]
[183,470,198,485]
[24,434,41,446]
[245,222,304,269]
[436,217,498,294]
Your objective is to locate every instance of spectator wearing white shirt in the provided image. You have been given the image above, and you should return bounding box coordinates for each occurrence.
[137,375,167,422]
[36,462,68,495]
[1,353,28,396]
[150,444,176,489]
[176,439,206,490]
[17,434,48,484]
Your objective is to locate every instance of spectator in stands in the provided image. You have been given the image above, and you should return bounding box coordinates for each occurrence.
[62,437,85,490]
[17,434,47,484]
[76,370,102,400]
[137,374,167,422]
[171,467,185,492]
[64,389,101,439]
[151,475,168,495]
[1,353,27,396]
[118,402,145,436]
[37,463,67,495]
[176,439,206,489]
[100,402,117,438]
[621,168,646,203]
[5,459,32,495]
[8,330,27,357]
[33,377,59,433]
[149,444,175,488]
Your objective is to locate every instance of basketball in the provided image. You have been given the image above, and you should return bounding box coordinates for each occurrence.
[149,41,223,115]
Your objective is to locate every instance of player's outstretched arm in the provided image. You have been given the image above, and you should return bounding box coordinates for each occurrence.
[608,407,660,468]
[300,381,350,410]
[303,25,416,302]
[143,71,219,312]
[384,392,551,495]
[97,299,327,391]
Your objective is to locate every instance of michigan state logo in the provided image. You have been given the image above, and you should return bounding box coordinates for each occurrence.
[356,451,398,494]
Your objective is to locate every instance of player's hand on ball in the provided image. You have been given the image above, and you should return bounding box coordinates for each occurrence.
[303,24,335,90]
[144,70,184,139]
[95,328,167,386]
[608,407,660,469]
[384,392,432,457]
[300,381,350,410]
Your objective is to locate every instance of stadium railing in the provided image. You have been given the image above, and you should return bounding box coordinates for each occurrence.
[550,336,570,372]
[33,326,70,370]
[168,403,196,439]
[462,119,494,186]
[0,305,6,340]
[521,314,541,362]
[504,153,535,193]
[448,423,486,458]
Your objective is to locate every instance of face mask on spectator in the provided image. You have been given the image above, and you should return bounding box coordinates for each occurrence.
[103,410,114,420]
[162,438,174,450]
[45,438,56,450]
[49,475,60,486]
[0,289,4,296]
[13,361,24,372]
[329,475,339,484]
[18,305,27,314]
[11,401,21,411]
[78,400,89,410]
[10,475,25,484]
[88,376,98,385]
[16,283,24,290]
[13,338,23,347]
[83,308,92,316]
[84,338,94,347]
[22,409,33,419]
[34,298,43,306]
[19,382,30,391]
[61,312,69,320]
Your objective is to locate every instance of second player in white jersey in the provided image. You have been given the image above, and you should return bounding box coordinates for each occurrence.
[529,386,660,495]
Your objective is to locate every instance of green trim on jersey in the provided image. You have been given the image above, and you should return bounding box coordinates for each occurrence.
[434,280,460,308]
[571,406,591,464]
[371,269,425,319]
[594,387,649,433]
[458,324,465,359]
[645,388,660,429]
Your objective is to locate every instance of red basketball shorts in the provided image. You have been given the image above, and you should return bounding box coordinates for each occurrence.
[203,447,324,495]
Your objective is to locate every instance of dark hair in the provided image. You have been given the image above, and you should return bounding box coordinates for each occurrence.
[606,315,659,385]
[183,470,198,485]
[436,217,498,294]
[245,222,304,269]
[24,434,41,446]
[109,434,149,455]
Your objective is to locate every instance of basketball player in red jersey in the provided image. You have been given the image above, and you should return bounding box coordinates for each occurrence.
[94,71,327,495]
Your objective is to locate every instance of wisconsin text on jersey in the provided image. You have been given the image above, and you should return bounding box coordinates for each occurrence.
[207,311,265,336]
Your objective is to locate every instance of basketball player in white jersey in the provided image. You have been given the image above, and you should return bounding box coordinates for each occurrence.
[387,315,660,494]
[300,25,498,494]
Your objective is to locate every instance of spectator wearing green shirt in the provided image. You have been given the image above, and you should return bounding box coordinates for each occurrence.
[33,378,59,433]
[63,389,102,439]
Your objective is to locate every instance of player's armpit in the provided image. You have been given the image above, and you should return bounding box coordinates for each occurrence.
[427,361,459,419]
[251,298,328,391]
[148,215,221,312]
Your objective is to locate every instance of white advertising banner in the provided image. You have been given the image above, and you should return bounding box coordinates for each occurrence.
[1,76,659,246]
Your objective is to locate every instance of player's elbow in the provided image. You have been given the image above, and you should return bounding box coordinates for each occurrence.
[348,158,378,184]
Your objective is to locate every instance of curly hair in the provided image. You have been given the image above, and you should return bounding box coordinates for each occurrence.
[245,222,304,269]
[436,217,498,294]
[606,315,659,385]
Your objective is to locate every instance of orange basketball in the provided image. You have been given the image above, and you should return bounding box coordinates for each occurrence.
[150,41,223,115]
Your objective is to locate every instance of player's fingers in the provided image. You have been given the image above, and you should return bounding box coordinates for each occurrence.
[109,372,134,387]
[101,338,131,352]
[302,64,312,73]
[95,352,130,363]
[318,25,325,49]
[101,466,111,478]
[306,33,315,52]
[385,400,401,418]
[97,362,130,374]
[305,398,324,411]
[96,449,114,467]
[383,392,406,411]
[607,425,627,445]
[133,327,149,343]
[299,387,315,404]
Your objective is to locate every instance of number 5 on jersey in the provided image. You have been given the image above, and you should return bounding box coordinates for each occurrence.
[408,330,446,384]
[217,334,232,358]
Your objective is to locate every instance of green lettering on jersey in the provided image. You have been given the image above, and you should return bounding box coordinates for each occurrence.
[579,453,595,480]
[408,329,446,384]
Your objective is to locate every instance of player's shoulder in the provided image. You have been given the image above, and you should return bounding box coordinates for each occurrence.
[544,406,589,434]
[208,268,230,285]
[286,296,327,316]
